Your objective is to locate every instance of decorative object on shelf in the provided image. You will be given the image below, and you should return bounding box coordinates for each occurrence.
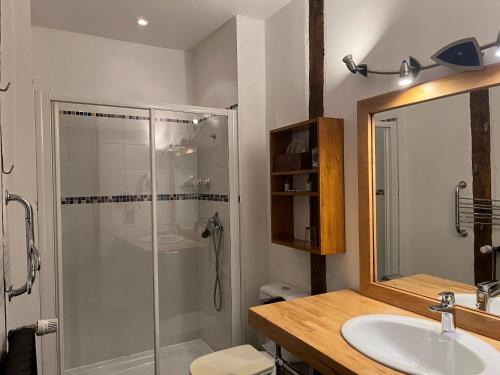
[284,178,291,192]
[304,226,318,247]
[274,139,311,172]
[312,147,319,168]
[306,176,312,192]
[342,31,500,86]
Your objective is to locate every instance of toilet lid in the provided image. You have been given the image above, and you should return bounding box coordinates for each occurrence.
[190,345,274,375]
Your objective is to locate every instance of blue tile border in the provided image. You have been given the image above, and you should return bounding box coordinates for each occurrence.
[61,193,229,205]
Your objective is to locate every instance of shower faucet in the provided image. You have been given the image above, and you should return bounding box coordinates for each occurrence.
[200,213,223,238]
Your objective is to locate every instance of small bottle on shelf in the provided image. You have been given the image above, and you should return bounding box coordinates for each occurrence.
[306,176,312,192]
[284,178,291,192]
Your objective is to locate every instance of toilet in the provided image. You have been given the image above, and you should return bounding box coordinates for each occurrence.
[190,283,309,375]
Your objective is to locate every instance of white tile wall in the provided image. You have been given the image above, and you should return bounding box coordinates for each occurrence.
[96,117,123,144]
[60,111,152,199]
[124,119,149,145]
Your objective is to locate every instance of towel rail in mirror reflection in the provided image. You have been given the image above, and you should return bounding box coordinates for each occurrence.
[455,180,500,237]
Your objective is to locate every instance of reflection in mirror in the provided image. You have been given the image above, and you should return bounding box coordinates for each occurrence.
[374,86,500,317]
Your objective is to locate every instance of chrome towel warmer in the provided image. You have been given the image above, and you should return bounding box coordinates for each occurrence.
[455,180,500,238]
[5,191,41,300]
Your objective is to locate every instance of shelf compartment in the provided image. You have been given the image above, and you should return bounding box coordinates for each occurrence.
[271,169,318,176]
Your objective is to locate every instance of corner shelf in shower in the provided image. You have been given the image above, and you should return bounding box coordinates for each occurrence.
[269,117,345,255]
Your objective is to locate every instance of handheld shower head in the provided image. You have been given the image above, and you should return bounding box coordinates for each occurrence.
[201,228,211,238]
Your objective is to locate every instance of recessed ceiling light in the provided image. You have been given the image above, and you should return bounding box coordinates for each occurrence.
[137,18,148,26]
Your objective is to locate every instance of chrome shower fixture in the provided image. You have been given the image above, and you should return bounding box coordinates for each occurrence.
[201,212,222,239]
[200,212,224,312]
[342,31,500,85]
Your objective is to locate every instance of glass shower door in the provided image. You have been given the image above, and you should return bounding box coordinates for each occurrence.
[56,103,156,374]
[153,110,233,374]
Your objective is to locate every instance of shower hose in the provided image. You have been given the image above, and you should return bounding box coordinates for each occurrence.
[212,227,223,312]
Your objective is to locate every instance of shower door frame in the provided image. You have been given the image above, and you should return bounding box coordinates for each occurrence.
[35,91,242,375]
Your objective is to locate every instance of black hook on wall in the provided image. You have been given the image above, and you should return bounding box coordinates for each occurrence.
[0,82,11,92]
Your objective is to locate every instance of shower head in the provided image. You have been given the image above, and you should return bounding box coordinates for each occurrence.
[201,228,211,238]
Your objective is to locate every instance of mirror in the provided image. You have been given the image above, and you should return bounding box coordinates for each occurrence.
[374,85,500,317]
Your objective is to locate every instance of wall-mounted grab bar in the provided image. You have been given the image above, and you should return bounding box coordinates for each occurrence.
[5,191,41,300]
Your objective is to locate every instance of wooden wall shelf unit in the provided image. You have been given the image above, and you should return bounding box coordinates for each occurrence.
[270,117,345,255]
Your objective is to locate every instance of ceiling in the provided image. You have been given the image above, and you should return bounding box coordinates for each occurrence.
[32,0,292,50]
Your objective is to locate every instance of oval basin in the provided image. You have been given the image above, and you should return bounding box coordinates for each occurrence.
[341,314,499,375]
[140,234,184,244]
[454,294,500,315]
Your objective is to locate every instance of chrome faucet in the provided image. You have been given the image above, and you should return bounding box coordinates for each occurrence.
[428,291,456,333]
[476,281,500,312]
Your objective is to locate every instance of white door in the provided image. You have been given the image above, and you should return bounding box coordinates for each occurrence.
[375,118,400,280]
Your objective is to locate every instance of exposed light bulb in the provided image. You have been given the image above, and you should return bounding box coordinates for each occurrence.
[137,18,148,26]
[496,47,500,57]
[398,60,414,86]
[398,77,414,86]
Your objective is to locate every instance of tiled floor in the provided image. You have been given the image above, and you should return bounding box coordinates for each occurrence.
[65,339,213,375]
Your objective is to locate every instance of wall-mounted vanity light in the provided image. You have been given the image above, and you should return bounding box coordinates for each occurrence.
[343,31,500,86]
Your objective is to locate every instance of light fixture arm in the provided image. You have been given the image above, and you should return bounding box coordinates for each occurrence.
[343,31,500,81]
[365,63,439,76]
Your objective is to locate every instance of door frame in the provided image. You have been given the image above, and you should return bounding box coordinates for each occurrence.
[35,91,241,374]
[374,117,400,279]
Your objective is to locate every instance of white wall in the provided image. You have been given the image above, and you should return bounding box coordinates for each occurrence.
[32,26,193,106]
[324,0,500,291]
[191,19,238,109]
[1,0,39,334]
[375,95,475,284]
[0,0,41,368]
[265,0,310,292]
[236,15,268,344]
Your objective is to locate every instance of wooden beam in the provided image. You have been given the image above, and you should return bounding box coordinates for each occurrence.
[309,0,324,119]
[470,89,495,283]
[309,0,326,295]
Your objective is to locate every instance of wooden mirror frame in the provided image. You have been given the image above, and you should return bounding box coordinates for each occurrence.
[358,62,500,340]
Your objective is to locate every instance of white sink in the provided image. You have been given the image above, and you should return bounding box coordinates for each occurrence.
[455,294,500,315]
[341,314,500,375]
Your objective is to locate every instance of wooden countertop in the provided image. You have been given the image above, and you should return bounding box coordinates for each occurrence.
[248,290,500,375]
[382,274,475,298]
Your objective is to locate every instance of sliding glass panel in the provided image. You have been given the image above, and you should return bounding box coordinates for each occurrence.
[57,103,155,373]
[154,110,232,374]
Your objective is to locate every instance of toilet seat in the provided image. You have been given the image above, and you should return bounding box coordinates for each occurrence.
[190,345,274,375]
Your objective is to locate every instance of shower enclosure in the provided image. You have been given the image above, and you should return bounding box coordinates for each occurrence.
[36,96,240,375]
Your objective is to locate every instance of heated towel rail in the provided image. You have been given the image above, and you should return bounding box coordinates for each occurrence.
[455,180,500,237]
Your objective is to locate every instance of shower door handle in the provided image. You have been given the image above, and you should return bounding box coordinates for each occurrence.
[5,191,41,300]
